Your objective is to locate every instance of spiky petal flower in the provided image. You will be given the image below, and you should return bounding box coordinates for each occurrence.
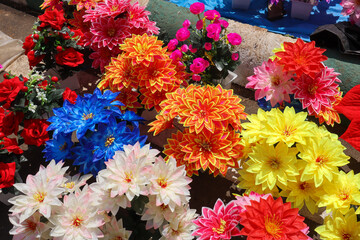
[68,0,100,10]
[89,45,122,73]
[233,192,271,212]
[9,212,49,240]
[340,0,360,19]
[192,199,241,240]
[84,0,131,21]
[293,66,341,115]
[239,196,309,239]
[246,59,294,107]
[102,217,132,240]
[275,39,328,78]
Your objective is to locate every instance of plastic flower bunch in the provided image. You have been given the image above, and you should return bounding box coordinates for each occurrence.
[44,88,147,175]
[149,84,247,177]
[98,33,188,112]
[23,6,85,77]
[80,0,159,72]
[340,0,360,27]
[237,106,351,215]
[247,38,343,126]
[192,192,311,239]
[168,2,242,86]
[41,0,103,11]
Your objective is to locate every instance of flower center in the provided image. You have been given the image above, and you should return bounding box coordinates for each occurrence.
[264,214,283,239]
[108,28,116,37]
[82,113,94,120]
[299,182,309,191]
[160,204,169,211]
[124,172,133,183]
[25,219,37,231]
[342,233,352,240]
[33,192,46,203]
[316,155,327,165]
[200,141,212,151]
[338,189,350,201]
[111,5,118,11]
[271,75,281,86]
[282,125,295,137]
[157,177,168,188]
[269,158,280,169]
[64,182,75,189]
[59,142,67,151]
[72,216,83,227]
[308,84,318,95]
[105,136,115,147]
[295,54,306,65]
[212,219,227,234]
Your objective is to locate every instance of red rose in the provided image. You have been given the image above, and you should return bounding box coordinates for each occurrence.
[38,9,66,30]
[23,35,35,55]
[71,29,85,46]
[2,111,23,136]
[38,80,48,90]
[21,119,50,147]
[0,162,16,188]
[62,87,77,104]
[27,50,45,69]
[0,77,25,109]
[1,138,23,155]
[55,48,84,67]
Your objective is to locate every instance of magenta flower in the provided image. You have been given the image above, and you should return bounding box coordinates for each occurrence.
[183,19,191,28]
[192,74,201,81]
[189,44,198,53]
[231,52,239,61]
[89,45,121,72]
[340,0,360,17]
[168,39,178,51]
[181,44,189,52]
[227,33,242,46]
[190,2,205,15]
[193,199,242,240]
[206,23,221,41]
[176,27,191,41]
[190,58,209,74]
[196,20,204,30]
[170,49,183,61]
[204,42,212,51]
[204,10,221,20]
[219,19,229,28]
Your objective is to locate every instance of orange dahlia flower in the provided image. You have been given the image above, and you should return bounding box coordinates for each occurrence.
[148,114,175,136]
[140,84,180,111]
[115,86,142,113]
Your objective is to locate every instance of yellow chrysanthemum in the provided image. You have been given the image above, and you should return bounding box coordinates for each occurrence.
[318,170,360,215]
[246,141,299,190]
[262,107,315,147]
[315,209,360,240]
[269,43,284,61]
[298,137,349,187]
[241,108,270,144]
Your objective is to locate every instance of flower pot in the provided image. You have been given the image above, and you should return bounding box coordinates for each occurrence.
[232,0,251,10]
[290,0,316,20]
[213,70,238,89]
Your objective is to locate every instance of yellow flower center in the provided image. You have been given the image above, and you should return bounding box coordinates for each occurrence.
[111,5,118,11]
[264,214,283,239]
[212,219,227,234]
[282,125,296,137]
[72,216,83,227]
[82,113,94,120]
[105,136,115,147]
[108,28,116,37]
[338,189,351,201]
[316,155,327,165]
[64,182,75,189]
[308,84,318,95]
[112,237,124,240]
[271,75,281,86]
[59,142,67,151]
[269,158,280,169]
[157,177,168,188]
[33,192,46,203]
[160,204,169,211]
[124,172,133,183]
[295,54,306,65]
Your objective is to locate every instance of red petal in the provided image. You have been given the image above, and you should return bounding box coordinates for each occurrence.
[340,120,360,152]
[334,85,360,121]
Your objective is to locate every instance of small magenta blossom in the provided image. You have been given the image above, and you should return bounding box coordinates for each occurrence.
[176,27,191,41]
[206,23,222,41]
[204,10,221,20]
[204,42,212,51]
[190,58,210,74]
[227,33,242,45]
[170,50,183,61]
[190,2,205,15]
[181,44,189,52]
[168,39,178,51]
[196,20,204,30]
[231,53,239,61]
[192,74,201,81]
[183,19,191,28]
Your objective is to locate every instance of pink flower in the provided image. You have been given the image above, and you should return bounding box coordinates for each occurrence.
[246,59,295,107]
[190,2,205,15]
[170,49,183,61]
[340,0,360,17]
[190,58,209,74]
[231,53,239,61]
[227,33,242,46]
[192,199,242,240]
[219,19,229,28]
[206,23,221,41]
[189,44,198,53]
[176,27,191,41]
[183,19,191,28]
[168,39,178,51]
[196,20,204,30]
[192,74,201,81]
[181,44,189,52]
[204,10,221,20]
[84,0,130,21]
[293,66,341,115]
[204,42,212,51]
[233,192,271,213]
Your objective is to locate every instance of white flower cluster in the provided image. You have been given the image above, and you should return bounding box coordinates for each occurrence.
[8,142,197,240]
[35,87,48,103]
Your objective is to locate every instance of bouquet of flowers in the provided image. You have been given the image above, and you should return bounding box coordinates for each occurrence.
[148,84,247,177]
[246,38,343,126]
[44,88,147,175]
[8,143,198,239]
[0,71,77,193]
[168,2,242,86]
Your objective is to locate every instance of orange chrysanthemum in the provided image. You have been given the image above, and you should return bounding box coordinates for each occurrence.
[275,39,328,78]
[120,33,167,67]
[40,0,61,9]
[139,84,179,111]
[115,86,142,112]
[148,114,175,136]
[68,0,101,11]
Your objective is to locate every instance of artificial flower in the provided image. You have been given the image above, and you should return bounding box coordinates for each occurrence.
[68,0,100,11]
[190,58,210,74]
[313,89,342,126]
[23,35,36,55]
[340,0,360,19]
[227,33,242,45]
[0,162,16,189]
[40,0,61,9]
[204,10,221,20]
[9,212,49,240]
[55,47,84,68]
[102,217,132,240]
[168,39,179,51]
[139,85,180,112]
[192,199,241,240]
[275,39,327,78]
[206,23,221,41]
[189,2,205,15]
[115,87,142,112]
[89,45,121,73]
[0,77,25,109]
[148,114,175,136]
[62,173,92,194]
[38,8,66,30]
[233,192,271,212]
[1,137,23,155]
[62,87,78,104]
[176,27,191,41]
[43,132,73,163]
[21,119,50,147]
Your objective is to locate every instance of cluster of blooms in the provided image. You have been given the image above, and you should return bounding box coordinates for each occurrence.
[44,88,147,174]
[192,192,311,239]
[246,38,343,126]
[0,72,76,193]
[23,6,85,75]
[169,2,242,86]
[80,0,159,72]
[8,143,198,239]
[340,0,360,26]
[98,34,188,112]
[237,106,360,238]
[149,84,247,177]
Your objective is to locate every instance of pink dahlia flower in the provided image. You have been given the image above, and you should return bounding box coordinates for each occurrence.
[127,1,159,35]
[89,45,121,72]
[246,59,295,107]
[340,0,360,18]
[190,2,205,15]
[233,192,271,213]
[193,199,241,240]
[84,0,130,22]
[89,17,130,50]
[293,66,341,115]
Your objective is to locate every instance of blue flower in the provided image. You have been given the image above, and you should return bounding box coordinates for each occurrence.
[71,138,101,175]
[43,132,73,163]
